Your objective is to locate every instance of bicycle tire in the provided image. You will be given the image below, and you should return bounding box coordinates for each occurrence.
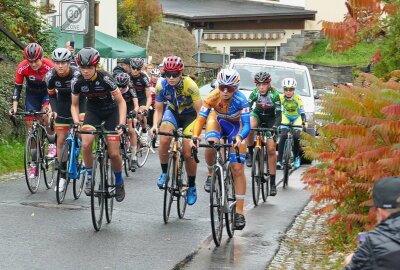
[56,141,70,204]
[210,166,223,246]
[73,159,85,199]
[105,153,114,223]
[261,148,269,202]
[121,134,130,177]
[283,139,291,188]
[24,134,41,193]
[136,125,151,168]
[41,131,54,189]
[251,148,261,206]
[177,152,187,219]
[91,154,104,231]
[163,154,176,224]
[225,165,236,238]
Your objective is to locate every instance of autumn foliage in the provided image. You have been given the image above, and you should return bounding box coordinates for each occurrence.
[302,71,400,240]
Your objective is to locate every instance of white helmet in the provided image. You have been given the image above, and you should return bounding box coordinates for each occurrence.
[51,48,72,62]
[281,78,297,89]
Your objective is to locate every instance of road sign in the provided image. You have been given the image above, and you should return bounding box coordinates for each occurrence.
[60,1,89,34]
[192,53,229,64]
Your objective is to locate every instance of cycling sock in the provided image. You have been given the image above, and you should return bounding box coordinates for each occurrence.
[235,196,245,215]
[142,128,146,133]
[270,175,276,185]
[161,163,168,174]
[86,168,92,180]
[188,176,196,187]
[47,133,56,144]
[114,171,123,185]
[248,146,254,156]
[31,149,37,161]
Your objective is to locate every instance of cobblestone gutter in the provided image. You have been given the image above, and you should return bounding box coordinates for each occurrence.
[267,201,345,270]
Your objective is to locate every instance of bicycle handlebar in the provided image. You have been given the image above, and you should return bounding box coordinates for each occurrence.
[280,123,303,129]
[15,111,47,117]
[232,138,241,164]
[77,121,119,135]
[158,130,192,139]
[251,127,276,132]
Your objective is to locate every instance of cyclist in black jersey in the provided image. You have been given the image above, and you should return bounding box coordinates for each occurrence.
[71,47,127,202]
[112,58,131,77]
[46,48,86,192]
[130,58,151,144]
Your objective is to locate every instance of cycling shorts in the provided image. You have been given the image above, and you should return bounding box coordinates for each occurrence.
[82,107,119,134]
[281,114,303,130]
[160,107,196,136]
[250,111,275,139]
[205,110,246,164]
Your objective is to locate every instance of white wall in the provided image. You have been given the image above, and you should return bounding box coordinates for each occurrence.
[305,0,347,30]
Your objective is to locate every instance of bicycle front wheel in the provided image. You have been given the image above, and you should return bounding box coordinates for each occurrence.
[41,132,55,189]
[136,125,151,167]
[225,165,236,238]
[251,148,261,206]
[261,151,270,202]
[24,134,41,193]
[283,140,291,189]
[105,154,114,224]
[91,154,104,231]
[177,153,187,219]
[121,134,131,177]
[210,166,223,246]
[163,154,176,224]
[73,160,85,199]
[56,141,70,204]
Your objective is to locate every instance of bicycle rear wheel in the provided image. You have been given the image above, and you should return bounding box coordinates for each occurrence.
[73,160,85,199]
[225,165,236,238]
[105,154,114,223]
[163,154,176,224]
[283,140,291,189]
[91,154,104,231]
[210,166,223,246]
[136,125,151,168]
[121,134,131,177]
[177,153,187,219]
[261,151,269,202]
[56,141,70,204]
[24,134,41,193]
[251,148,261,206]
[41,133,55,189]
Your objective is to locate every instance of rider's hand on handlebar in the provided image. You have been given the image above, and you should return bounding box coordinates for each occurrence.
[150,126,158,136]
[8,108,15,116]
[116,124,127,136]
[233,135,243,148]
[190,137,200,149]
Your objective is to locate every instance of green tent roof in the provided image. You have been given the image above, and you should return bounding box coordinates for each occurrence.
[52,27,146,58]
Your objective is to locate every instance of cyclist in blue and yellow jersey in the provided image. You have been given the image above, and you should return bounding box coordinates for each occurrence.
[45,48,86,192]
[151,56,202,206]
[277,78,307,170]
[190,68,250,230]
[246,71,281,196]
[71,48,127,202]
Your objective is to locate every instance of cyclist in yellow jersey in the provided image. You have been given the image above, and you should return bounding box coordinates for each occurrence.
[151,56,202,206]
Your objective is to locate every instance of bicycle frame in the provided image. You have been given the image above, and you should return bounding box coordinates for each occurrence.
[66,127,81,179]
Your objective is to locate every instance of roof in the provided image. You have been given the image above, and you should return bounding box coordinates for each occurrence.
[160,0,316,20]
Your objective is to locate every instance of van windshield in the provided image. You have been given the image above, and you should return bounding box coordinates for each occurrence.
[232,64,311,97]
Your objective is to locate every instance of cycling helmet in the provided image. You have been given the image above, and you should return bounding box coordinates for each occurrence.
[150,68,161,76]
[281,78,297,88]
[130,58,145,69]
[216,68,240,89]
[75,47,100,67]
[51,48,72,62]
[163,56,184,72]
[254,71,271,84]
[114,72,131,87]
[24,43,43,61]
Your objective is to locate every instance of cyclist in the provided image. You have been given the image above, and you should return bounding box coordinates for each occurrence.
[71,47,127,202]
[112,58,131,77]
[45,48,86,192]
[246,72,281,196]
[9,43,56,179]
[151,55,202,205]
[65,41,77,67]
[277,78,307,170]
[190,68,250,230]
[114,72,139,171]
[129,58,151,144]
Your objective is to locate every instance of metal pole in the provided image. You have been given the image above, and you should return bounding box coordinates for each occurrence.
[263,40,267,59]
[83,0,95,48]
[146,26,152,53]
[197,29,201,68]
[223,47,226,66]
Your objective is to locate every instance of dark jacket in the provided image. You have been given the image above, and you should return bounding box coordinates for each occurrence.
[343,211,400,270]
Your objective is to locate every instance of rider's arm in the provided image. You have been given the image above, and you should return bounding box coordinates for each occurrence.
[145,87,152,111]
[238,96,251,140]
[11,62,26,112]
[48,88,58,113]
[192,91,216,138]
[152,101,164,129]
[71,94,80,124]
[295,95,307,124]
[112,89,127,125]
[273,91,282,127]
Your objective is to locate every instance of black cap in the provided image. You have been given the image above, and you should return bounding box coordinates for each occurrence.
[373,176,400,209]
[122,58,131,65]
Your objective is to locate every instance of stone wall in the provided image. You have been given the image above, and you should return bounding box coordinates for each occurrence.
[280,30,324,61]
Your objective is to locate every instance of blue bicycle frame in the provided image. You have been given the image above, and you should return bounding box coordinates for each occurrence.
[66,127,82,179]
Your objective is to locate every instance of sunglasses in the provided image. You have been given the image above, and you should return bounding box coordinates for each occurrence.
[218,85,236,93]
[28,59,40,64]
[165,72,180,78]
[284,88,295,92]
[132,67,141,71]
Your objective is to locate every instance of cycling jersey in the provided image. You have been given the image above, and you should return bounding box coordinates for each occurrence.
[131,72,150,106]
[280,94,304,117]
[248,87,281,127]
[45,66,85,125]
[13,58,54,101]
[155,76,201,114]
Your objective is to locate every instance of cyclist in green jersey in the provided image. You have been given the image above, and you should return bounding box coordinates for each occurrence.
[246,72,281,196]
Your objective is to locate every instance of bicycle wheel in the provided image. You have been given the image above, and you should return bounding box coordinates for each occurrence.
[283,140,291,189]
[24,134,41,193]
[41,132,54,189]
[210,166,223,246]
[105,154,114,223]
[136,125,151,168]
[56,141,70,204]
[225,165,236,238]
[261,149,269,202]
[251,148,261,206]
[121,134,130,177]
[91,154,104,231]
[163,154,176,224]
[73,159,85,200]
[177,153,187,219]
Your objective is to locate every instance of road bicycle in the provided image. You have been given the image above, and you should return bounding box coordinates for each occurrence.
[78,123,119,231]
[280,123,302,188]
[13,110,56,193]
[158,129,189,224]
[133,110,154,168]
[56,122,86,204]
[119,126,132,177]
[194,140,240,246]
[251,126,275,206]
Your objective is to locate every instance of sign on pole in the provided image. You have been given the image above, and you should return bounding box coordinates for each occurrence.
[60,1,89,34]
[192,53,230,64]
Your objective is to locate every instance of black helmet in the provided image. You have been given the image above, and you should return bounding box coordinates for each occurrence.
[114,72,130,87]
[130,58,145,69]
[75,47,100,67]
[254,72,271,84]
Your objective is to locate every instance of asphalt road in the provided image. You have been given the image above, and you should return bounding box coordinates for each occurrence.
[0,149,310,270]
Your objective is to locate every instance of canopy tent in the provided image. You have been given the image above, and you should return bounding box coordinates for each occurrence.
[51,27,146,58]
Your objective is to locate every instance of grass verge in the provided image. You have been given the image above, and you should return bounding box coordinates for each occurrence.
[0,138,24,176]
